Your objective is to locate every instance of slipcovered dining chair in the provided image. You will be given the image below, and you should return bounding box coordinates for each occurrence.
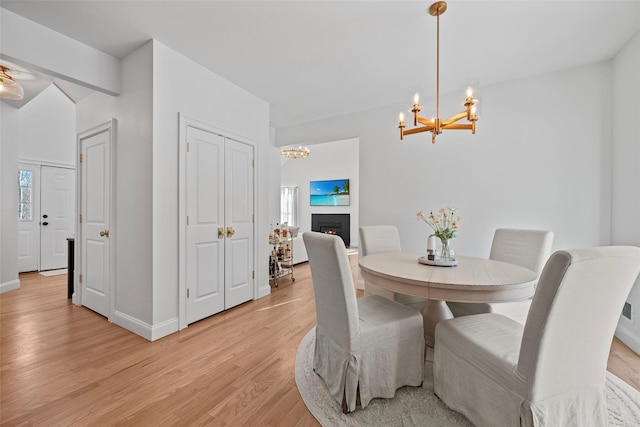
[434,246,640,427]
[303,231,425,413]
[359,225,427,311]
[448,228,553,324]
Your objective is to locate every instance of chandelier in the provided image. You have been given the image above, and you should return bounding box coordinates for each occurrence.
[398,1,478,144]
[280,146,310,159]
[0,66,24,100]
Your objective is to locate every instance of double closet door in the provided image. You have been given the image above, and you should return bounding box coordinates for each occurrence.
[186,126,254,324]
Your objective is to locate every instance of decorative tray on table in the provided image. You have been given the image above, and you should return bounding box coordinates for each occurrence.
[418,256,458,267]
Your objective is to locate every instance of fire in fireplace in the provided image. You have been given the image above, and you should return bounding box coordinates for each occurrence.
[311,214,350,246]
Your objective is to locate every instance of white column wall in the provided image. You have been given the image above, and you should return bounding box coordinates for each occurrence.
[111,41,155,332]
[151,41,271,336]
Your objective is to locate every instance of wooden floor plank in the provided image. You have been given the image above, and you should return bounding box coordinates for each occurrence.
[1,256,639,426]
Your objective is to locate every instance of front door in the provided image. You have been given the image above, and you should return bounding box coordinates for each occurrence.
[80,125,112,318]
[40,166,75,271]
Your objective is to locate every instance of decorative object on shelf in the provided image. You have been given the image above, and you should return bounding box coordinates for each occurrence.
[417,207,461,262]
[398,1,479,144]
[280,146,310,159]
[0,65,24,100]
[269,223,295,287]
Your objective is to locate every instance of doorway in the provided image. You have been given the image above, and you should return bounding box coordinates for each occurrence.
[18,163,75,273]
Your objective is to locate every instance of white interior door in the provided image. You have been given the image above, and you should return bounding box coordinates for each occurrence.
[186,126,225,323]
[18,163,41,273]
[224,140,254,309]
[40,166,75,271]
[80,127,111,317]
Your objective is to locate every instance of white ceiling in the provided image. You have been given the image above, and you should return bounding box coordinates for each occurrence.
[2,1,640,128]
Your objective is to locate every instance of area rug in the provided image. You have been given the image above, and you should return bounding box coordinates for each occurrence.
[39,269,67,276]
[295,328,640,427]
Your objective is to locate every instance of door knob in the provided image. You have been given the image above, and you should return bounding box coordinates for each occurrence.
[42,222,49,226]
[218,228,225,239]
[42,214,48,218]
[226,227,235,238]
[99,230,110,237]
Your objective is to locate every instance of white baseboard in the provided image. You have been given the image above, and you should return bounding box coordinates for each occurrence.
[257,282,271,299]
[0,279,20,294]
[150,318,179,341]
[615,324,640,356]
[112,310,178,342]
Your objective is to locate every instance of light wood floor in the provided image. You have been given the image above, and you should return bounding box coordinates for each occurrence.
[1,256,639,426]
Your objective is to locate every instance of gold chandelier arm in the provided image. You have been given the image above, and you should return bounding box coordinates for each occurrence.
[403,125,436,136]
[440,110,469,127]
[416,116,436,127]
[441,123,473,131]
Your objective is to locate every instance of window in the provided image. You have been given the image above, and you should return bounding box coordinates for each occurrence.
[18,169,33,221]
[280,186,299,226]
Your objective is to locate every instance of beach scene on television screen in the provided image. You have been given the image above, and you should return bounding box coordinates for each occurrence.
[310,179,350,206]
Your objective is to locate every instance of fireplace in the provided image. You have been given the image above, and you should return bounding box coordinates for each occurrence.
[311,214,350,247]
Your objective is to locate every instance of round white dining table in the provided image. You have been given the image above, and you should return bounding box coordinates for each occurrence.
[359,253,537,347]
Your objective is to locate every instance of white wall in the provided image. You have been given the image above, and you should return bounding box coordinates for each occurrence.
[277,62,612,259]
[0,102,20,292]
[612,30,640,353]
[268,127,282,234]
[19,85,76,166]
[280,138,359,247]
[76,92,117,134]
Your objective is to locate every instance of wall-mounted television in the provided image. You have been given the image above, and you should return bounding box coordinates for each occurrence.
[310,179,350,206]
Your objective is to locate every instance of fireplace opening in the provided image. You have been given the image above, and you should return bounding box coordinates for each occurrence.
[312,214,350,247]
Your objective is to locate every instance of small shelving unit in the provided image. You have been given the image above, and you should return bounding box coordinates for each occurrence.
[269,225,295,287]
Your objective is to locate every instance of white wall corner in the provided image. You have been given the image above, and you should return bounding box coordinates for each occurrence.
[111,310,179,342]
[0,279,20,294]
[150,318,180,342]
[111,310,154,341]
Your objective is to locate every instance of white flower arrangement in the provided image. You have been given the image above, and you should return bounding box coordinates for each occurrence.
[416,207,462,241]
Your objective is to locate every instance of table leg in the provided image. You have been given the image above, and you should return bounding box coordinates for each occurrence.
[422,300,453,390]
[421,299,453,348]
